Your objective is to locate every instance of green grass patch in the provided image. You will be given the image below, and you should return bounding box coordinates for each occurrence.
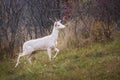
[0,40,120,80]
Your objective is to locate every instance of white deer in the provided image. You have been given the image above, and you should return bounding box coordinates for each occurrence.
[15,20,65,67]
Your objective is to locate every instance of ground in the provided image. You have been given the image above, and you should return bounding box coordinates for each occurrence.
[0,40,120,80]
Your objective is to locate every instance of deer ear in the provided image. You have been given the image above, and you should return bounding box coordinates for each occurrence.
[59,20,61,23]
[54,22,57,27]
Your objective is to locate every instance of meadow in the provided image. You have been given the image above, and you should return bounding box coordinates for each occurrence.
[0,39,120,80]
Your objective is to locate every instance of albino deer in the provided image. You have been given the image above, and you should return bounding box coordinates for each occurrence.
[15,20,65,67]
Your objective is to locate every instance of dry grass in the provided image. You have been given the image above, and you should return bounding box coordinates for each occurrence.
[0,39,120,80]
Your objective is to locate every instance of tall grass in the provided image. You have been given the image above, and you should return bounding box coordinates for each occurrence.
[0,39,120,80]
[58,20,120,49]
[58,21,88,49]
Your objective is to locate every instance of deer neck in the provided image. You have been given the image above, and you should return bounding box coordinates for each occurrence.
[51,27,59,42]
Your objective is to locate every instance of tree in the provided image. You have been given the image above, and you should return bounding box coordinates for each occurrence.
[0,0,62,59]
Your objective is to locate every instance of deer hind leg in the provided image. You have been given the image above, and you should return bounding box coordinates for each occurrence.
[53,47,59,59]
[28,51,36,64]
[47,48,52,61]
[15,46,34,67]
[15,52,28,68]
[28,54,33,64]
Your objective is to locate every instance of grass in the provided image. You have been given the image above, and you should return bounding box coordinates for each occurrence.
[0,40,120,80]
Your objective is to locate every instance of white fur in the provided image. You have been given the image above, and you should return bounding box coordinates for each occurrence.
[15,20,65,67]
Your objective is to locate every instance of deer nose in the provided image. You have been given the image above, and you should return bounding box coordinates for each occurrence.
[63,25,66,28]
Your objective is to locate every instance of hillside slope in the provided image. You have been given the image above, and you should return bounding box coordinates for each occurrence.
[0,40,120,80]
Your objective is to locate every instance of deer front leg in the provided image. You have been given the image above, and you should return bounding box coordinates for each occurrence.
[47,48,52,61]
[53,47,59,59]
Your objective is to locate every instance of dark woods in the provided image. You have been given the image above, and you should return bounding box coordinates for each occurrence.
[0,0,64,59]
[0,0,120,59]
